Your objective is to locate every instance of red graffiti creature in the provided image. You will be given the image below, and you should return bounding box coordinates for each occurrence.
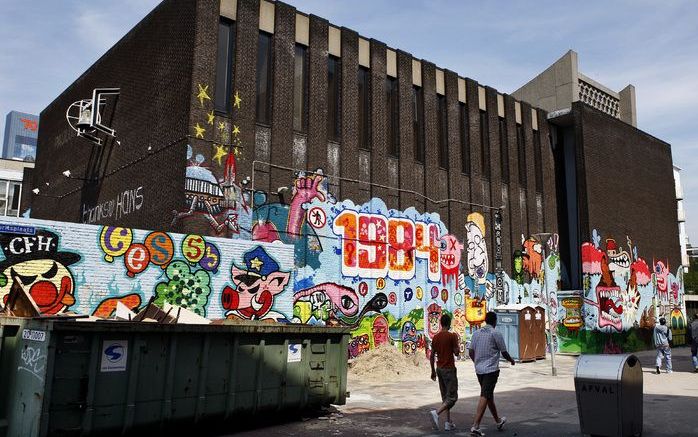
[222,246,290,320]
[440,234,463,285]
[372,315,389,347]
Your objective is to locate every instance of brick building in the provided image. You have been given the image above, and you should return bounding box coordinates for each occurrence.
[19,0,685,352]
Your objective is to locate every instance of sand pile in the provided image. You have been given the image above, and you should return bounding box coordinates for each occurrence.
[348,345,428,382]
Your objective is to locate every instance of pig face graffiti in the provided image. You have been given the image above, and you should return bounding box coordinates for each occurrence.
[0,230,80,315]
[222,246,290,320]
[465,213,488,284]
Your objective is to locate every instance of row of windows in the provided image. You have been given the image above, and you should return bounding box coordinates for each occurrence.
[0,180,22,217]
[214,19,544,190]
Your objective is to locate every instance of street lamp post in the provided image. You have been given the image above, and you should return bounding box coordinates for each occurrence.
[533,232,557,377]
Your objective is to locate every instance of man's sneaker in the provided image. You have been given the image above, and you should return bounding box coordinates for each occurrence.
[429,410,439,430]
[667,369,673,374]
[497,416,507,430]
[445,421,456,431]
[694,368,698,373]
[655,366,661,374]
[470,426,485,436]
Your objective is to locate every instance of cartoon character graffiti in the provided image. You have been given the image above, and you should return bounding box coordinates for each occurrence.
[465,213,488,284]
[605,239,630,281]
[522,237,543,279]
[0,230,81,315]
[348,334,370,359]
[372,315,390,347]
[221,246,290,321]
[252,172,329,268]
[292,282,359,325]
[426,302,443,340]
[582,242,623,332]
[440,234,463,286]
[401,321,418,354]
[654,260,670,302]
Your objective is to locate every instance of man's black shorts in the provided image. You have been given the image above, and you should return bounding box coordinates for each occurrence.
[476,370,500,400]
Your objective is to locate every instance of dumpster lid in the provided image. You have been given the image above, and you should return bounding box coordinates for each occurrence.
[575,354,640,381]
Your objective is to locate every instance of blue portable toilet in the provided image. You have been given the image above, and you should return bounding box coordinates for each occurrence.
[494,305,546,362]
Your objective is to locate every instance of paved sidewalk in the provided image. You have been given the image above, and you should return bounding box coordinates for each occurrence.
[229,347,698,436]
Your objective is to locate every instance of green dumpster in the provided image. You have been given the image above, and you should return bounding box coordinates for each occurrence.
[0,316,349,437]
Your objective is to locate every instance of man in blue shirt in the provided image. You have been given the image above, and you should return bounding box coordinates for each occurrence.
[468,311,516,436]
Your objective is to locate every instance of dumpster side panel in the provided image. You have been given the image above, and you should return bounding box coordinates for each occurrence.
[2,319,50,437]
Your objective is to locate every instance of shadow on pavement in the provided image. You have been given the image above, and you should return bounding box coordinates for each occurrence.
[225,387,696,437]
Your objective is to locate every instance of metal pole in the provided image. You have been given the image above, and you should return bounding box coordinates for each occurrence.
[534,233,556,376]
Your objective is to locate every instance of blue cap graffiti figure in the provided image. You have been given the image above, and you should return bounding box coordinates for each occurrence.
[221,246,290,321]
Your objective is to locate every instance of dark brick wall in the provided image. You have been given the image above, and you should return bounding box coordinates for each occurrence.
[28,0,561,268]
[575,102,680,268]
[30,0,196,230]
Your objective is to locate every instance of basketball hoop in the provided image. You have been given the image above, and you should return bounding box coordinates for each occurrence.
[66,88,120,146]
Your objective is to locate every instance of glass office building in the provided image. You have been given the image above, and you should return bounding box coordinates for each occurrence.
[2,111,39,161]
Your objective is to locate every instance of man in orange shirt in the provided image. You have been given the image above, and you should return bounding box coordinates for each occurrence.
[429,313,461,431]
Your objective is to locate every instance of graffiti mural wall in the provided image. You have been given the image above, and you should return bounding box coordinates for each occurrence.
[0,220,295,321]
[566,230,688,353]
[5,165,686,358]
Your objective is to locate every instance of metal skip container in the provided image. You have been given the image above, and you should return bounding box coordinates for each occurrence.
[574,354,642,437]
[0,316,349,437]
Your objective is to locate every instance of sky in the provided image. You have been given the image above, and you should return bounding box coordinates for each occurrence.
[1,0,697,243]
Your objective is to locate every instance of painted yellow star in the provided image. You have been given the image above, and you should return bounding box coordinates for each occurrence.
[250,257,263,271]
[232,124,240,136]
[233,146,241,157]
[206,110,215,125]
[213,144,227,165]
[218,121,227,132]
[233,91,242,109]
[193,123,206,139]
[197,84,211,107]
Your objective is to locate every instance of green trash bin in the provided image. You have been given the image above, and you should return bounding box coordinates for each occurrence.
[0,316,349,437]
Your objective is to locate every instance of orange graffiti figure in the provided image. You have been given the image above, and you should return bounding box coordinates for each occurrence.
[522,238,543,279]
[465,294,487,328]
[92,293,142,318]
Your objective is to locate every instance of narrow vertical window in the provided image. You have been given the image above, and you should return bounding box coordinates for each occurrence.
[256,31,273,124]
[517,124,527,186]
[214,19,235,112]
[413,85,425,163]
[534,129,543,193]
[499,117,509,183]
[358,67,371,149]
[460,103,470,174]
[327,55,341,141]
[386,77,399,157]
[293,44,308,132]
[479,110,490,179]
[437,94,448,169]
